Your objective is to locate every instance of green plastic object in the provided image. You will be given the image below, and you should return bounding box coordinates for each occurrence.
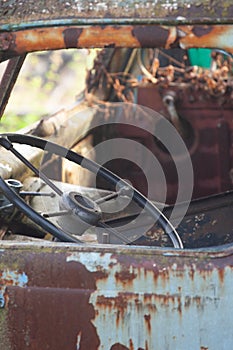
[188,48,212,68]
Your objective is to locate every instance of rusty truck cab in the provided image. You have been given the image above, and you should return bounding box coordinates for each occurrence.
[0,1,233,349]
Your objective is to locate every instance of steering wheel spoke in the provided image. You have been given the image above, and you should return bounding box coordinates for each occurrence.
[41,210,71,218]
[0,136,63,196]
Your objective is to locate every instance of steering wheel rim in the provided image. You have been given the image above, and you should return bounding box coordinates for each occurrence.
[0,133,183,248]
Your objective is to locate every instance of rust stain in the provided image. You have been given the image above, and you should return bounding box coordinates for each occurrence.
[191,25,213,37]
[144,314,151,334]
[112,250,233,277]
[115,269,137,284]
[96,294,114,308]
[77,26,139,47]
[132,25,176,48]
[1,24,233,57]
[143,294,157,313]
[165,26,177,48]
[110,344,130,350]
[11,26,140,54]
[110,343,147,350]
[96,293,129,328]
[129,338,134,350]
[177,295,182,316]
[179,25,233,53]
[184,296,191,308]
[1,248,233,348]
[218,268,225,284]
[63,27,83,48]
[0,269,28,308]
[14,27,65,53]
[0,32,15,50]
[193,296,202,307]
[3,288,9,308]
[5,254,101,350]
[110,338,148,350]
[188,264,195,280]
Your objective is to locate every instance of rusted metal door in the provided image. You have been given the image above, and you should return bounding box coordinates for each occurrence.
[0,242,233,350]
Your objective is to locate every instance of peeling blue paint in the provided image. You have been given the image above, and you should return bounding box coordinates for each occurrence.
[0,270,28,308]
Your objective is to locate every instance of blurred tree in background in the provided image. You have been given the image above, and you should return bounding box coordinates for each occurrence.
[0,49,95,131]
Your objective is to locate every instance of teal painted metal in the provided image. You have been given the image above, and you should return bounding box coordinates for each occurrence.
[0,268,28,308]
[0,242,232,349]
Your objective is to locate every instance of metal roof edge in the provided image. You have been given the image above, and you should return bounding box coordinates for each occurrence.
[1,17,233,32]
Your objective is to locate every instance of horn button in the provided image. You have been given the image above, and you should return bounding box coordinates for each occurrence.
[58,191,102,235]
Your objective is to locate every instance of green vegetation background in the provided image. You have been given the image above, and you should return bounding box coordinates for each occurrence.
[0,49,92,132]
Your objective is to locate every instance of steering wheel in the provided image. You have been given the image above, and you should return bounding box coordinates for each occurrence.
[0,134,183,248]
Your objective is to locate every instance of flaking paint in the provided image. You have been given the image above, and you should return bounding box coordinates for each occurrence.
[1,24,233,60]
[0,269,28,308]
[66,250,233,350]
[0,244,232,349]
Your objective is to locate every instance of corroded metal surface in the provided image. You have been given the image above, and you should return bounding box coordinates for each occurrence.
[179,25,233,52]
[0,0,233,27]
[0,55,26,118]
[86,47,233,203]
[0,242,233,349]
[137,86,233,201]
[0,269,28,308]
[0,25,177,56]
[1,25,233,60]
